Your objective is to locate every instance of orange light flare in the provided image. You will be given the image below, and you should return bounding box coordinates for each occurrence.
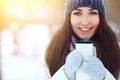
[0,0,64,18]
[0,0,66,30]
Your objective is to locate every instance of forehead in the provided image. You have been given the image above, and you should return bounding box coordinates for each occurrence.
[73,7,98,11]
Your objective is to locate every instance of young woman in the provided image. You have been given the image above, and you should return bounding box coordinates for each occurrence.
[44,0,120,80]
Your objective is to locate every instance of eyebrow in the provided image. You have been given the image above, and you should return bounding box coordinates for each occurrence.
[74,8,97,11]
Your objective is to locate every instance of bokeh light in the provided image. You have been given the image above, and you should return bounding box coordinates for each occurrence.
[9,22,19,32]
[0,0,65,29]
[0,0,66,80]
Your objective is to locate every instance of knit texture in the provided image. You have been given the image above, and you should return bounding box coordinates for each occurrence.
[76,55,106,80]
[64,50,82,80]
[65,0,106,16]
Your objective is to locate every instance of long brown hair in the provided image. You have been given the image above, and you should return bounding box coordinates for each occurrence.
[45,13,120,79]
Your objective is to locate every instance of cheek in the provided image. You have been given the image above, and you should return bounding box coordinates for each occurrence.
[91,16,100,26]
[91,18,99,37]
[71,20,78,34]
[70,17,80,28]
[92,18,99,33]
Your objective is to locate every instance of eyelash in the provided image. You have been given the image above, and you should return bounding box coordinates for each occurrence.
[73,12,81,15]
[89,12,98,15]
[73,11,98,16]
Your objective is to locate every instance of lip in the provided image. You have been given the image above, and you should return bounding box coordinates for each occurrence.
[79,27,93,34]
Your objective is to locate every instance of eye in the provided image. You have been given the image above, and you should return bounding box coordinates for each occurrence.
[73,12,81,16]
[89,11,98,15]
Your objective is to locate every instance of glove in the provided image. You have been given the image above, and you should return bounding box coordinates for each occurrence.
[64,50,83,80]
[76,47,106,80]
[76,56,106,80]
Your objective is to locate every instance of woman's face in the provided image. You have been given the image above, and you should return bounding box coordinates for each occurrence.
[71,7,99,39]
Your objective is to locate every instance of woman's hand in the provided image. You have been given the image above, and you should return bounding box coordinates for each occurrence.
[64,50,83,80]
[76,55,106,80]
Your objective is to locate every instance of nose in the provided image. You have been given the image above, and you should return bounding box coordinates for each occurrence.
[81,15,90,26]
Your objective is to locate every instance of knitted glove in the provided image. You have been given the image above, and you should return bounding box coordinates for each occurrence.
[76,55,106,80]
[64,50,83,80]
[76,47,106,80]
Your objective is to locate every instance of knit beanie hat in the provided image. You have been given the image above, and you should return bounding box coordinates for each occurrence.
[65,0,106,16]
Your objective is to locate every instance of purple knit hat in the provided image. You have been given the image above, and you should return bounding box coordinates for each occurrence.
[65,0,106,16]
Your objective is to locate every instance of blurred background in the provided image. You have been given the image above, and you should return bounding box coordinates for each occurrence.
[0,0,120,80]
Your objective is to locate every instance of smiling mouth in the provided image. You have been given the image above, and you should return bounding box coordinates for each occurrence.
[79,27,93,31]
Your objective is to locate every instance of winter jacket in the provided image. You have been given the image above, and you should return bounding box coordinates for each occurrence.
[40,64,116,80]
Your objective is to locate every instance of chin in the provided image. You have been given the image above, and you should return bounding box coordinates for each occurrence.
[80,37,91,40]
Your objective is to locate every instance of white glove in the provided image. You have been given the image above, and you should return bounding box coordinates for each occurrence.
[76,55,106,80]
[64,50,83,80]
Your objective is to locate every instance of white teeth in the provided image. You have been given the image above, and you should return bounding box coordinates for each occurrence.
[80,28,90,31]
